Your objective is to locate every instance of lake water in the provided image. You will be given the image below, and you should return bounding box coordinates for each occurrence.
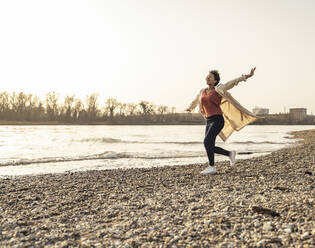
[0,125,314,177]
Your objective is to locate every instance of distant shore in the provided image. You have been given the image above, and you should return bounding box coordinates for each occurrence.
[0,129,314,247]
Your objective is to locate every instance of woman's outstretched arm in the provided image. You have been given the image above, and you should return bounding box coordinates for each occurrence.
[217,67,256,92]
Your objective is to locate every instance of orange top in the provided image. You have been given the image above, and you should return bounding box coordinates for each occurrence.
[201,89,222,117]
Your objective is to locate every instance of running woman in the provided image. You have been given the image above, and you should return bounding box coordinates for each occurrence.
[186,67,257,174]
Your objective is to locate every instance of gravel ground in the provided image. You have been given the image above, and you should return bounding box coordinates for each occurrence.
[0,129,314,248]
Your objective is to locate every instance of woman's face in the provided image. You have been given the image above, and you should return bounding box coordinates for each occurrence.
[206,72,216,87]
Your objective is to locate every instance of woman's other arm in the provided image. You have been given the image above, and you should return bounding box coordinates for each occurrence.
[185,89,203,112]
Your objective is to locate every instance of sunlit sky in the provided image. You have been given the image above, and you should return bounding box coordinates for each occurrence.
[0,0,314,114]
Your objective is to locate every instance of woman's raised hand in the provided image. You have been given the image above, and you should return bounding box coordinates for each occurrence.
[245,67,256,79]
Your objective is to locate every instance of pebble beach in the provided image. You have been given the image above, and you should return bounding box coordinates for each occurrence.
[0,129,314,247]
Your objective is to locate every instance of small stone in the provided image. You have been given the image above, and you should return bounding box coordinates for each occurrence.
[218,217,224,223]
[257,239,267,246]
[164,237,172,243]
[203,219,211,225]
[239,232,245,240]
[113,240,121,247]
[180,228,188,236]
[301,232,311,240]
[228,232,236,238]
[284,223,296,233]
[171,236,180,244]
[254,220,262,228]
[263,221,274,231]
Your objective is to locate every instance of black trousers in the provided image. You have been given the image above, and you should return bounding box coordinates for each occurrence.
[204,115,230,166]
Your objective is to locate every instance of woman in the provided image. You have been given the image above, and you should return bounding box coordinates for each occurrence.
[186,67,257,175]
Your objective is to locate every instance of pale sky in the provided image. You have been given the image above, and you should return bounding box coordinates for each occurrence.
[0,0,314,114]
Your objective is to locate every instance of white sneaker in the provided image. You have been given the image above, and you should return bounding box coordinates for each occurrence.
[201,166,216,175]
[229,151,236,166]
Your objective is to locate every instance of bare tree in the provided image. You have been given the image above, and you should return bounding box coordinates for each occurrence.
[73,98,84,121]
[46,92,59,121]
[105,98,119,118]
[0,92,10,119]
[31,95,45,121]
[157,105,168,122]
[126,103,138,116]
[9,92,18,115]
[9,92,27,120]
[139,101,155,115]
[63,95,75,121]
[17,92,27,113]
[25,94,35,121]
[118,103,127,116]
[86,93,99,121]
[157,106,168,115]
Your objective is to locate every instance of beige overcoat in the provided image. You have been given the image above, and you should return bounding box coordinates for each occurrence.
[188,75,259,142]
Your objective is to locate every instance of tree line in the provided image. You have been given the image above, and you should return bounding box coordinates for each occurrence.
[2,91,312,125]
[0,91,186,124]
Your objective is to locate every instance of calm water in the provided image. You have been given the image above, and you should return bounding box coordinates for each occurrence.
[0,125,314,177]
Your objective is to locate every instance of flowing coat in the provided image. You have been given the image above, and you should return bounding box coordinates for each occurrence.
[188,75,259,141]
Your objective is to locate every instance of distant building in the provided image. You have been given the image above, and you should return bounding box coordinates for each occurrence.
[289,108,307,120]
[252,107,269,115]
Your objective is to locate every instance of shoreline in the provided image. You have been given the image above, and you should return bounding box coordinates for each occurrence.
[0,129,314,247]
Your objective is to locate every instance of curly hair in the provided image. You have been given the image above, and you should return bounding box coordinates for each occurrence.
[209,70,220,86]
